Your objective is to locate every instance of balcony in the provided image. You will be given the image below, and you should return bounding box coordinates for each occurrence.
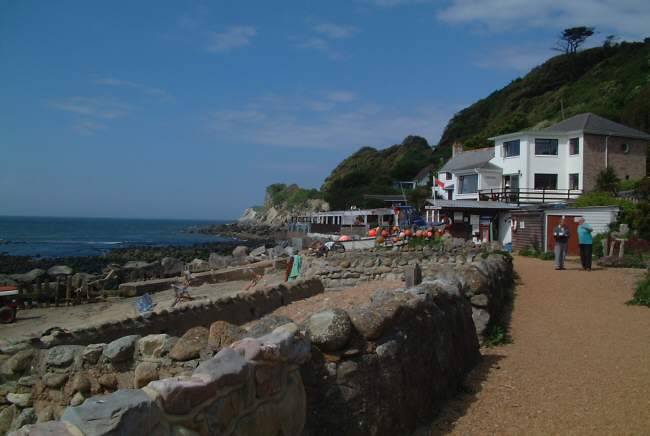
[478,188,583,205]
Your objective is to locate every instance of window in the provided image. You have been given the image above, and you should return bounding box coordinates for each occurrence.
[445,172,452,180]
[459,174,478,194]
[503,140,520,157]
[534,173,558,190]
[535,138,558,156]
[569,173,579,190]
[569,137,579,155]
[621,143,630,154]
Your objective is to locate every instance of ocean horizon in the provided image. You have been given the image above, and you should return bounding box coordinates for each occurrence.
[0,215,235,258]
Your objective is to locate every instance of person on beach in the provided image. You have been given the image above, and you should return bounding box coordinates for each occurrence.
[553,216,570,270]
[577,217,594,271]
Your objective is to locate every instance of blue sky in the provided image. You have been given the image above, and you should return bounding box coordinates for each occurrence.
[2,0,648,220]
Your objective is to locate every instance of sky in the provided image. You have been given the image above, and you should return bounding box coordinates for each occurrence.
[2,0,649,220]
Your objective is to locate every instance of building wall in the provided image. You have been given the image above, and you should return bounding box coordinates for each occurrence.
[511,210,544,253]
[492,134,584,192]
[583,134,647,191]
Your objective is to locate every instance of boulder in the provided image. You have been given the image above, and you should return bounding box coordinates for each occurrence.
[98,374,118,390]
[161,257,184,276]
[103,335,140,363]
[188,258,210,273]
[70,392,85,406]
[10,269,45,283]
[208,321,246,350]
[47,265,73,276]
[43,373,68,388]
[246,315,294,338]
[61,389,163,435]
[82,343,105,364]
[250,245,267,257]
[70,374,91,394]
[348,307,388,340]
[208,253,230,269]
[134,362,159,388]
[0,349,35,375]
[14,407,36,428]
[305,309,352,352]
[232,246,249,258]
[46,345,82,368]
[169,327,209,361]
[7,392,32,407]
[0,405,17,434]
[137,334,174,361]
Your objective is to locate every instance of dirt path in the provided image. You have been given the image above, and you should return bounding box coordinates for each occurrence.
[428,256,650,436]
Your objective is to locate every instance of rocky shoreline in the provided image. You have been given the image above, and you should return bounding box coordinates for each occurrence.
[185,221,284,241]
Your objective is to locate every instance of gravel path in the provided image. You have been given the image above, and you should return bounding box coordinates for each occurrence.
[427,256,650,436]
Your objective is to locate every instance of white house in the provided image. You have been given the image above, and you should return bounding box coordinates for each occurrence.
[429,113,650,247]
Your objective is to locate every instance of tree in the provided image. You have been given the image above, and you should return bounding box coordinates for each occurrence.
[595,166,620,195]
[553,26,595,54]
[603,34,619,48]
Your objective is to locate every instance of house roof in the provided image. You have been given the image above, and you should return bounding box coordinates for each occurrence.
[543,113,650,139]
[438,147,495,173]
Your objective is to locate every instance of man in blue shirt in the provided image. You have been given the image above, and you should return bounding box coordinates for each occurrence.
[577,217,593,271]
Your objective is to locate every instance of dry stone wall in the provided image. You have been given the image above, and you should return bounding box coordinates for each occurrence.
[303,241,514,340]
[6,251,514,436]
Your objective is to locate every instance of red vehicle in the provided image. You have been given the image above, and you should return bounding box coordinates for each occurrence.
[0,286,19,323]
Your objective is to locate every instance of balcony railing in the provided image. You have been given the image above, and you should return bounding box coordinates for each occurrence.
[478,188,583,205]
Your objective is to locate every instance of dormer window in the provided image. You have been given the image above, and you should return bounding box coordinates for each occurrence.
[503,140,520,157]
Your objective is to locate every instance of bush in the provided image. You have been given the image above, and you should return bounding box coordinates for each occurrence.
[627,270,650,307]
[592,233,606,258]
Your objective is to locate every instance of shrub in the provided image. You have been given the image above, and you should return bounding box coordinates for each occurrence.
[592,233,606,258]
[627,270,650,307]
[538,251,555,261]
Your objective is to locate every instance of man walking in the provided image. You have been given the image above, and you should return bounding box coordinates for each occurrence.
[577,217,594,271]
[553,216,570,270]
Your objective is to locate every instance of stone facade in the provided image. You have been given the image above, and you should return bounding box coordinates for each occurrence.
[583,134,647,192]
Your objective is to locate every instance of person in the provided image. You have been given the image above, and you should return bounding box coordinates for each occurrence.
[577,217,594,271]
[553,216,570,270]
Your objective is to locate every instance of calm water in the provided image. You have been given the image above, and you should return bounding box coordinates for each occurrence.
[0,216,233,257]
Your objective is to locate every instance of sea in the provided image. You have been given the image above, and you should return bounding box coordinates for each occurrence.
[0,216,234,258]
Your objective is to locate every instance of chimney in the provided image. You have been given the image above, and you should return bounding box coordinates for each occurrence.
[452,142,463,157]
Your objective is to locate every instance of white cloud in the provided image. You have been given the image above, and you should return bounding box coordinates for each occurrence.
[437,0,650,39]
[206,93,453,149]
[48,97,132,119]
[94,77,171,99]
[313,23,360,39]
[290,35,346,60]
[205,26,257,53]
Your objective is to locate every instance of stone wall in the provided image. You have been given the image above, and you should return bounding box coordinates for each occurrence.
[303,241,514,339]
[6,252,514,436]
[9,323,309,436]
[299,253,512,435]
[37,278,323,347]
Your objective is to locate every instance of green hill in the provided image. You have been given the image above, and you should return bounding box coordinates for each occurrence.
[435,38,650,166]
[321,135,433,210]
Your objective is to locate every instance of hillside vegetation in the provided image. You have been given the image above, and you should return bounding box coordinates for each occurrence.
[434,38,650,167]
[320,135,434,209]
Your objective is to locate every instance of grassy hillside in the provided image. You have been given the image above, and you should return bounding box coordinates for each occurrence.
[435,38,650,167]
[321,135,433,209]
